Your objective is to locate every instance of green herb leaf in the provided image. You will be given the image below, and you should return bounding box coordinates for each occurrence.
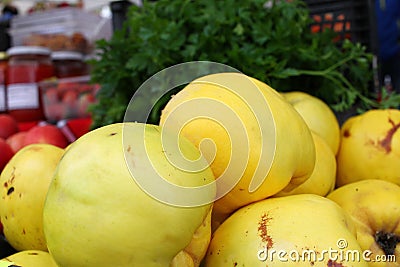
[89,0,375,128]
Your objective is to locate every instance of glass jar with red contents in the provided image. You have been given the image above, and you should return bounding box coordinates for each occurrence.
[6,46,55,122]
[0,52,7,113]
[51,51,88,78]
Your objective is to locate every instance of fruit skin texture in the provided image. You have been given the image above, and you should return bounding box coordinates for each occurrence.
[327,179,400,266]
[2,250,58,267]
[204,194,367,266]
[0,144,64,251]
[281,91,340,155]
[275,131,336,197]
[0,115,19,140]
[43,123,215,267]
[159,72,315,228]
[336,109,400,187]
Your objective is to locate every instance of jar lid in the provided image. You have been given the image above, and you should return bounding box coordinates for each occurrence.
[6,46,52,56]
[51,51,84,61]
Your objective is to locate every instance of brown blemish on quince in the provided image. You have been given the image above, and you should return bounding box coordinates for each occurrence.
[6,187,14,195]
[258,212,273,249]
[379,118,400,153]
[327,259,344,266]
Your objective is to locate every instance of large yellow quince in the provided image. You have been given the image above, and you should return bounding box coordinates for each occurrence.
[281,91,340,155]
[159,72,316,229]
[336,109,400,187]
[327,179,400,267]
[0,144,64,251]
[43,123,216,267]
[204,194,367,266]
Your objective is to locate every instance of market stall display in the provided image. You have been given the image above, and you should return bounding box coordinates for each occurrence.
[0,0,399,266]
[1,71,399,266]
[0,6,107,144]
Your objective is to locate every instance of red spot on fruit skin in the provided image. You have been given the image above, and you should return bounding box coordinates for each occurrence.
[379,118,400,153]
[327,259,344,267]
[258,212,273,249]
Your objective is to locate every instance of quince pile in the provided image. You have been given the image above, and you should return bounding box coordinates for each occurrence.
[0,72,399,267]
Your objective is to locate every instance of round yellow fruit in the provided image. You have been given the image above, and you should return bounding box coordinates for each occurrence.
[336,109,400,187]
[0,144,64,251]
[275,131,336,197]
[204,194,367,266]
[159,72,315,228]
[281,91,340,155]
[327,179,400,266]
[43,123,215,267]
[1,250,58,267]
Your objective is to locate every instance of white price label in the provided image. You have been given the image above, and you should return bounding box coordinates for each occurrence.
[7,83,39,110]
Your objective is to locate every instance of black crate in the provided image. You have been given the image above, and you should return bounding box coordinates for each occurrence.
[303,0,378,53]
